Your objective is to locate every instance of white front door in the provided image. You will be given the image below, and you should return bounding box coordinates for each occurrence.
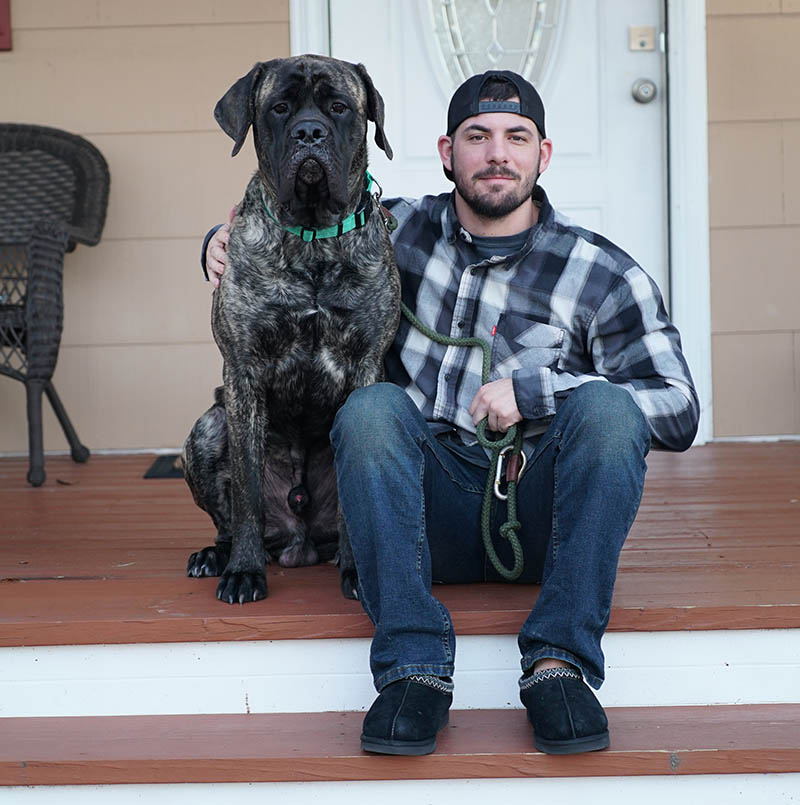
[326,0,669,300]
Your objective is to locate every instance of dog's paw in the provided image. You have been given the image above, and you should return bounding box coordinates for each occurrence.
[216,568,268,605]
[187,544,231,578]
[339,567,359,600]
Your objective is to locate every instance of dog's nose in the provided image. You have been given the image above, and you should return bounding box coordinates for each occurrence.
[291,118,329,145]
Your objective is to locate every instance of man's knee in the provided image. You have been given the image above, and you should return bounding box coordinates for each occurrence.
[561,382,650,455]
[331,383,416,454]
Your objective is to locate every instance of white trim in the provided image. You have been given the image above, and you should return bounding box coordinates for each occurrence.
[666,0,713,445]
[7,775,800,804]
[290,0,330,56]
[3,630,798,718]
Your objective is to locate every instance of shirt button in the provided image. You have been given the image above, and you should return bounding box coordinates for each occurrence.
[458,320,465,328]
[471,268,477,275]
[444,374,451,381]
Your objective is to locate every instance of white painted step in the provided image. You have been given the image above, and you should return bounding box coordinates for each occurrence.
[2,629,798,718]
[6,774,800,805]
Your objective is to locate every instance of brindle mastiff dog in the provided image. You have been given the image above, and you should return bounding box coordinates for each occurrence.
[183,55,400,604]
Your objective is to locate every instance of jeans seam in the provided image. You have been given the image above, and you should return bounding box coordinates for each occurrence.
[437,599,453,662]
[550,433,562,565]
[416,452,426,574]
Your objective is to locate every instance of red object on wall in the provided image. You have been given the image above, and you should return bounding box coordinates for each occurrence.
[0,0,11,51]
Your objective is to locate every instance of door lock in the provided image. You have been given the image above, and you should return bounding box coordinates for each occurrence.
[631,78,657,104]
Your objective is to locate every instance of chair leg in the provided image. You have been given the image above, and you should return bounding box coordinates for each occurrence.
[45,381,90,463]
[25,380,46,486]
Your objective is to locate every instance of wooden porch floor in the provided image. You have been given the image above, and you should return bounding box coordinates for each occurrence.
[1,443,799,648]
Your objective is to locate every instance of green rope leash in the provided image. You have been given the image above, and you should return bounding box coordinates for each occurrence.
[400,302,525,580]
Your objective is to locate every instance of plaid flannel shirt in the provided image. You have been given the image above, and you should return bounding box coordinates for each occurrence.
[383,187,699,454]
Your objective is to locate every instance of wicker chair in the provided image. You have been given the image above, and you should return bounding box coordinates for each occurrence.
[0,124,110,486]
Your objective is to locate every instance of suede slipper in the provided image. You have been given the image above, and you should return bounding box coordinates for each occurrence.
[361,675,453,755]
[519,667,610,754]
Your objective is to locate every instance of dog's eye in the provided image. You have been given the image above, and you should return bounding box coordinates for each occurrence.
[331,102,348,115]
[272,102,290,115]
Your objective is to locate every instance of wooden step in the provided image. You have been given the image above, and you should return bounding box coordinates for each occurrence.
[2,704,799,786]
[2,445,799,648]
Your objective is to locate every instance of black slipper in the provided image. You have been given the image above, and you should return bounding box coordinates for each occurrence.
[519,667,610,754]
[361,676,453,756]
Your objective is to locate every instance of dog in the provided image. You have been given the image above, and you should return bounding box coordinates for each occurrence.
[182,55,400,604]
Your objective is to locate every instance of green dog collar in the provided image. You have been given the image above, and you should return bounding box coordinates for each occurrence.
[265,172,378,242]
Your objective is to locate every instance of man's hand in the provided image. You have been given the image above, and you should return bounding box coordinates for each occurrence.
[469,378,522,433]
[206,207,235,288]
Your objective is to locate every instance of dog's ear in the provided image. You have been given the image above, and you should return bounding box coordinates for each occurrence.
[214,63,266,157]
[354,63,393,161]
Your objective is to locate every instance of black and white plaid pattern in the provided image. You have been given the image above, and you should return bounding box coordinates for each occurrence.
[383,187,699,453]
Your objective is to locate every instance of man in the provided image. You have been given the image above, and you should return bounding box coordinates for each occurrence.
[202,70,699,756]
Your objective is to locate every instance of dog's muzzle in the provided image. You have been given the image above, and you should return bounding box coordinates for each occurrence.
[297,157,325,185]
[290,117,329,147]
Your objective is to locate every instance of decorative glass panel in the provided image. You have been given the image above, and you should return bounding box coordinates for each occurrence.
[423,0,564,91]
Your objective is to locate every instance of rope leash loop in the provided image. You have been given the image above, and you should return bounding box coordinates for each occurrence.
[400,301,525,581]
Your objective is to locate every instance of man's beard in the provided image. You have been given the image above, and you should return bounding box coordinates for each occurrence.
[451,151,539,219]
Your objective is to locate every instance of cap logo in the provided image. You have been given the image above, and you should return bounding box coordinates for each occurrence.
[478,100,521,114]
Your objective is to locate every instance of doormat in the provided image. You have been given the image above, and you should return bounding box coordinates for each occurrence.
[144,454,184,479]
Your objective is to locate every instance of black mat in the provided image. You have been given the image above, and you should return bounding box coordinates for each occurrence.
[144,453,184,479]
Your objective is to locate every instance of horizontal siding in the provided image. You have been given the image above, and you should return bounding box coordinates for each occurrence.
[707,7,800,437]
[0,343,223,452]
[11,0,290,29]
[59,240,215,347]
[89,132,255,240]
[0,24,289,135]
[1,2,289,449]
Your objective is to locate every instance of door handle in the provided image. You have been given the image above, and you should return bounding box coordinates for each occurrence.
[631,78,657,104]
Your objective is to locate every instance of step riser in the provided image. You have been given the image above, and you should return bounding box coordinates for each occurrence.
[5,773,800,804]
[3,629,798,717]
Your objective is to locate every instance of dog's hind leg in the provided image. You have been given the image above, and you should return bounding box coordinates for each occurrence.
[183,388,233,577]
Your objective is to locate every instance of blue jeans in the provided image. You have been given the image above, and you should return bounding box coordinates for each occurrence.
[330,381,650,691]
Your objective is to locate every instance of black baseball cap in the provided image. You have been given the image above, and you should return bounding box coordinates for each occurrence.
[446,70,546,138]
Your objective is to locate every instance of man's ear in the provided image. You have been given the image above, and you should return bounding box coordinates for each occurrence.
[354,63,393,160]
[537,137,553,176]
[437,135,453,172]
[214,62,268,157]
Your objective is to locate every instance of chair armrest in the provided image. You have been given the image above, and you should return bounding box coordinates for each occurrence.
[17,220,70,381]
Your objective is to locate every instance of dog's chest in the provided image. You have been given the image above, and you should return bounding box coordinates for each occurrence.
[218,248,384,383]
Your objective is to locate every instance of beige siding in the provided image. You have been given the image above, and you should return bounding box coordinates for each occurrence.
[707,4,800,437]
[0,1,290,452]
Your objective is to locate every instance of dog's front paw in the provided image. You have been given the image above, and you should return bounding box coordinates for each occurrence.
[339,566,359,600]
[187,543,231,578]
[216,568,267,604]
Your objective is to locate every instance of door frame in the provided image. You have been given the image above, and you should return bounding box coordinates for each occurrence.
[290,0,712,445]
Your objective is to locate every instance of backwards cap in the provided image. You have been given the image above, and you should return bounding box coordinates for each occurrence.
[446,70,546,138]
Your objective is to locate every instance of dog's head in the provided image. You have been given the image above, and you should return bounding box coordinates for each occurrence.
[214,55,392,228]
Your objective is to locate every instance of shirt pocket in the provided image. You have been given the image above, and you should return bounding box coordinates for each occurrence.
[490,313,566,378]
